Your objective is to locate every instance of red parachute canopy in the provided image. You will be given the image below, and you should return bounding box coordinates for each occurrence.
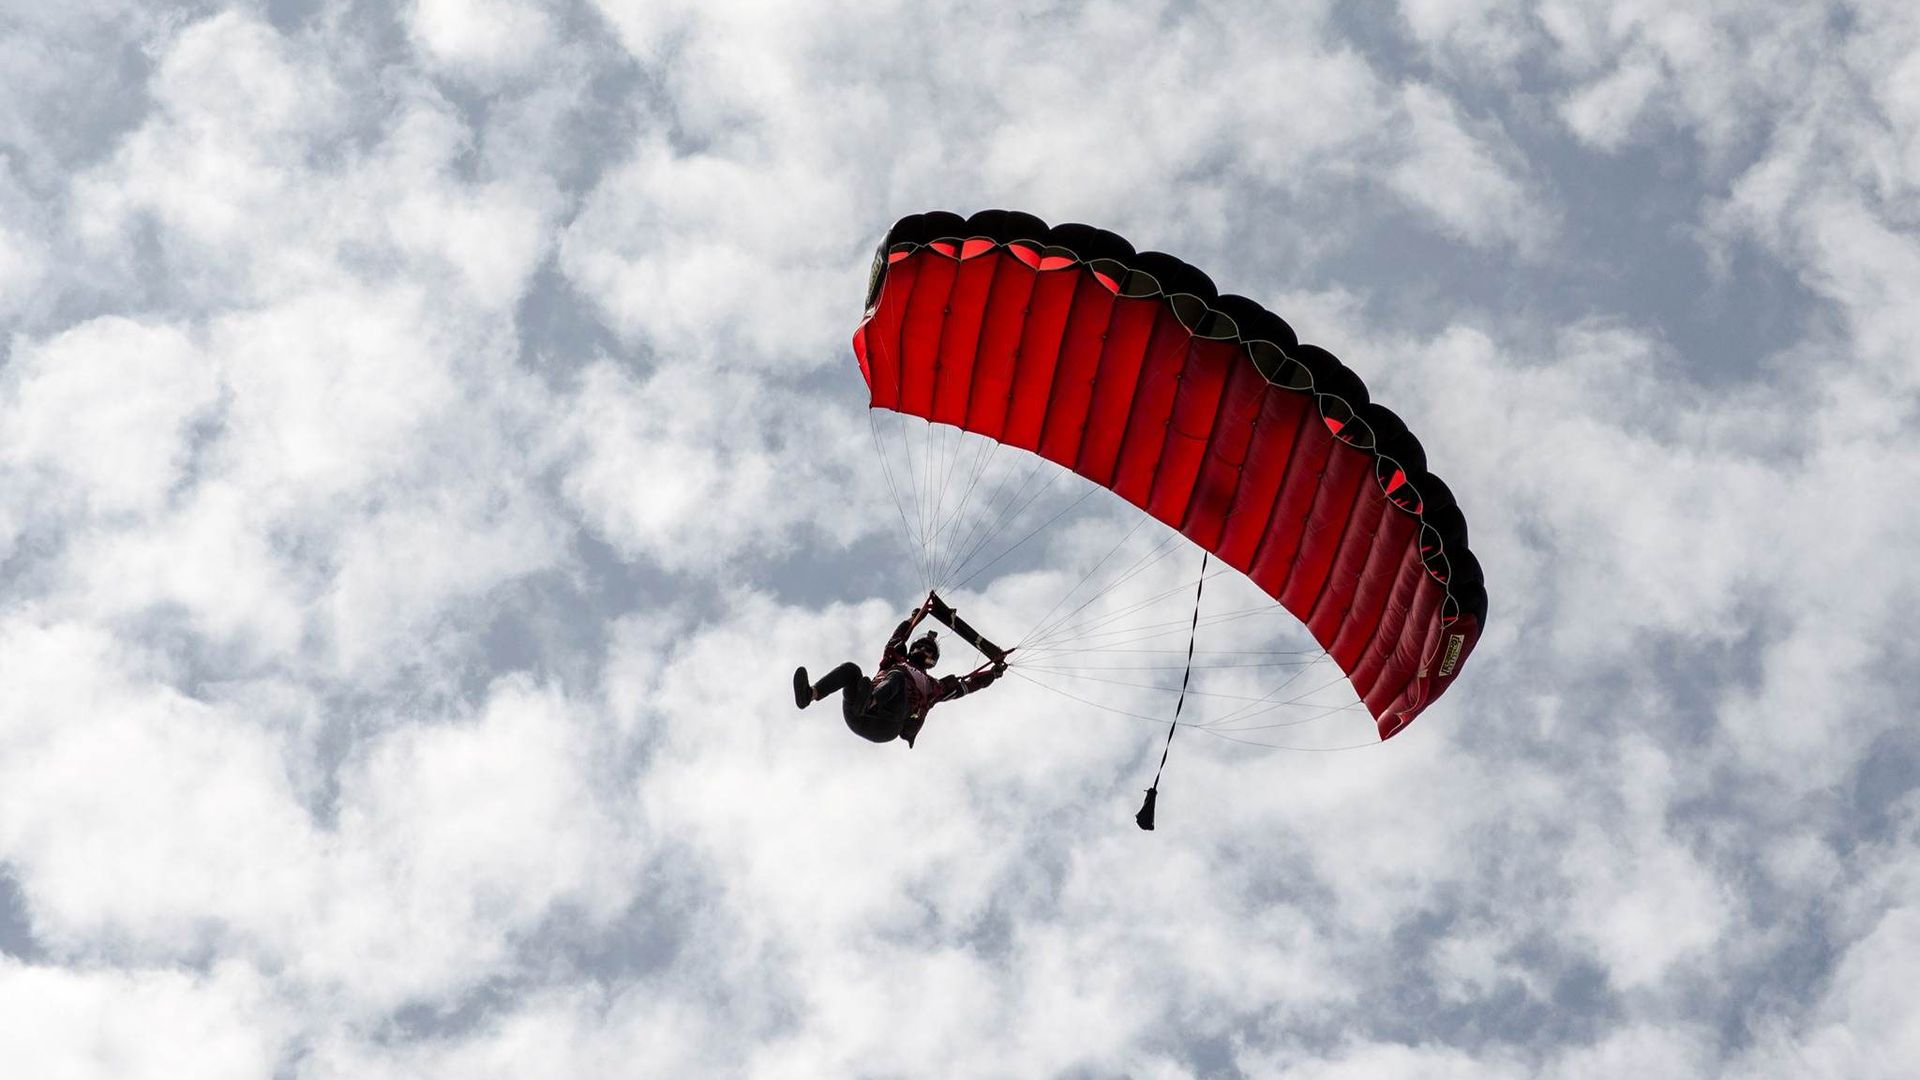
[853,210,1485,739]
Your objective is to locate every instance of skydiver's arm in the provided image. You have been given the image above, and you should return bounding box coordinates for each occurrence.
[936,661,1005,702]
[882,601,930,668]
[880,617,913,668]
[882,594,938,666]
[961,662,1005,695]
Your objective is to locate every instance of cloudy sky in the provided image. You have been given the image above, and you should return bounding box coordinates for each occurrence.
[3,0,1918,1076]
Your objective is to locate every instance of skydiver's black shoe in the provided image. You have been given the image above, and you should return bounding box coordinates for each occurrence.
[793,667,812,709]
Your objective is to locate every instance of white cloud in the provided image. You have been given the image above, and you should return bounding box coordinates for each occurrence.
[559,139,865,369]
[559,358,866,571]
[0,620,645,1018]
[0,165,48,315]
[1558,744,1729,988]
[1,317,217,518]
[62,480,310,657]
[1801,908,1920,1076]
[1559,54,1665,150]
[1739,883,1920,1080]
[0,959,286,1080]
[1249,1041,1527,1080]
[0,4,167,189]
[209,286,464,500]
[408,0,557,81]
[1549,1024,1714,1079]
[313,677,642,1005]
[299,987,727,1079]
[1398,0,1535,78]
[70,13,350,280]
[70,13,559,315]
[5,1,1920,1076]
[1389,83,1555,252]
[0,622,318,956]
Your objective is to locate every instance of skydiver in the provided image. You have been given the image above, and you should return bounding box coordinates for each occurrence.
[792,592,1007,748]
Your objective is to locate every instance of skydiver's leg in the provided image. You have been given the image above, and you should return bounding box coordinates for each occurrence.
[806,664,906,743]
[810,662,871,713]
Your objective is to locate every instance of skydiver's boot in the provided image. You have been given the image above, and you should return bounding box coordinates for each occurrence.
[793,667,813,709]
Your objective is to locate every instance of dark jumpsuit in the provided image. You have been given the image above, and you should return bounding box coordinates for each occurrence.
[811,617,1001,746]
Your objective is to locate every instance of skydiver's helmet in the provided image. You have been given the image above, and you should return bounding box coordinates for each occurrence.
[907,631,940,669]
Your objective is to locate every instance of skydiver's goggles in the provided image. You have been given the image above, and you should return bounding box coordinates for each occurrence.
[908,632,940,663]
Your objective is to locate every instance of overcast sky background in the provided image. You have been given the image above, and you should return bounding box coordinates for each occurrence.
[3,1,1918,1077]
